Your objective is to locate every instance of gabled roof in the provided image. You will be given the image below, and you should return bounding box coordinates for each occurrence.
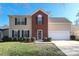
[31,9,48,15]
[48,17,72,23]
[8,15,31,17]
[9,9,48,17]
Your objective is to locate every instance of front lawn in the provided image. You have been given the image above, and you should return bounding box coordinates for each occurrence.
[0,42,66,56]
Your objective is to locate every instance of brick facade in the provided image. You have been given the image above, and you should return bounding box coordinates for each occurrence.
[32,10,48,39]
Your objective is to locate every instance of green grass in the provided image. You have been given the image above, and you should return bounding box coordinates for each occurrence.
[0,42,66,56]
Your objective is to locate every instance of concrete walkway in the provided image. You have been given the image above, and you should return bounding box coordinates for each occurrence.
[52,41,79,56]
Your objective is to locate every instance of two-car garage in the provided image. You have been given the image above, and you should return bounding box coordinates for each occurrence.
[48,17,71,40]
[48,31,70,40]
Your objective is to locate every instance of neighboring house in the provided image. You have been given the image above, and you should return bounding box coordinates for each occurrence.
[71,25,79,39]
[8,9,72,41]
[0,25,9,40]
[0,29,3,39]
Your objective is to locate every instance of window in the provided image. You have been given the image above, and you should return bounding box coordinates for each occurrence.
[12,30,30,38]
[22,30,24,37]
[25,30,29,37]
[18,30,20,38]
[21,18,26,25]
[15,17,20,25]
[15,17,27,25]
[12,30,14,37]
[12,30,20,38]
[14,31,18,38]
[21,30,29,38]
[17,18,20,25]
[37,14,43,25]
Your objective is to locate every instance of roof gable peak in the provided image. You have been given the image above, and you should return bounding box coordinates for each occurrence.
[32,9,48,15]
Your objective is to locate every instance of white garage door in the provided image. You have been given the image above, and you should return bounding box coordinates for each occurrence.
[48,31,70,40]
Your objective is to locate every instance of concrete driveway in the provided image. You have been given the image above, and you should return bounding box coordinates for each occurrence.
[52,41,79,56]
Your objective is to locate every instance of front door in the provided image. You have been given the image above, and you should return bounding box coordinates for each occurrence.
[37,30,43,40]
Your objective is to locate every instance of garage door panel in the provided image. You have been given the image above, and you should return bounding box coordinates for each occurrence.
[48,31,70,40]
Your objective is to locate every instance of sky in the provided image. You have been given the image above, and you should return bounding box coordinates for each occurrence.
[0,3,79,26]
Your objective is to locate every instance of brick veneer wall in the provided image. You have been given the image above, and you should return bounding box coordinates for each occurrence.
[32,10,48,39]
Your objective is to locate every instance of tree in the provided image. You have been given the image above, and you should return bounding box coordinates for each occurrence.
[75,12,79,25]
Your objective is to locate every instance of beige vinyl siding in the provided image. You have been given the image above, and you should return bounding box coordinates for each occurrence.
[9,16,32,38]
[48,23,71,31]
[9,16,32,30]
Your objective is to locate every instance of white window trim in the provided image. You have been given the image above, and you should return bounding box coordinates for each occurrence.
[38,14,42,17]
[37,14,43,25]
[16,17,26,25]
[10,29,31,38]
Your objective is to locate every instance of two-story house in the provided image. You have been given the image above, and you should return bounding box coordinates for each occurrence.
[8,9,71,41]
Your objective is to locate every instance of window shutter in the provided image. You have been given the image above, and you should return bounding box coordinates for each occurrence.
[27,30,29,37]
[22,30,24,37]
[12,30,14,38]
[18,30,20,38]
[15,18,17,25]
[25,18,27,25]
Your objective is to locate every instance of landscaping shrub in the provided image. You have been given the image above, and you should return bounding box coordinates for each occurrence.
[76,39,79,41]
[18,37,24,42]
[47,38,52,42]
[70,35,75,40]
[2,37,36,42]
[43,37,51,42]
[2,36,12,42]
[13,38,18,41]
[31,37,35,42]
[43,37,47,42]
[9,37,12,41]
[23,38,25,41]
[25,38,30,42]
[23,37,36,42]
[18,37,34,42]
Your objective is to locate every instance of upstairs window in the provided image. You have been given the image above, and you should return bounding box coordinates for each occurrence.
[15,17,20,25]
[17,18,20,25]
[15,17,27,25]
[37,14,43,25]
